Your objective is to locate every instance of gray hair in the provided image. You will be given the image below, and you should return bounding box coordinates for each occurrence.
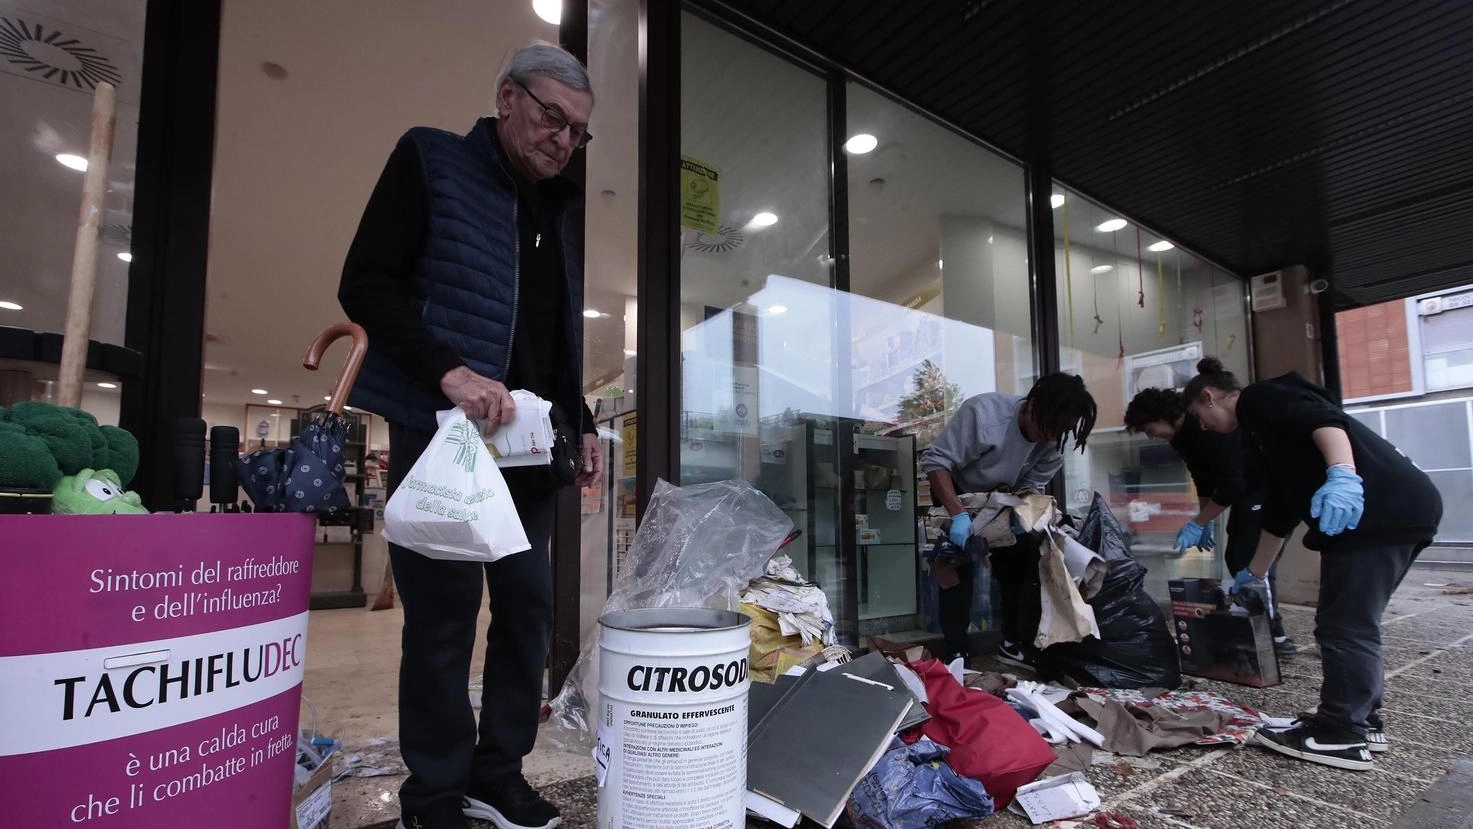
[496,41,593,100]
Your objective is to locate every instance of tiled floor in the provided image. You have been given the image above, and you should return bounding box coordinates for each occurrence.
[307,572,1473,829]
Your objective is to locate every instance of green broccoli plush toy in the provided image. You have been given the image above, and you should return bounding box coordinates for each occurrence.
[0,401,147,514]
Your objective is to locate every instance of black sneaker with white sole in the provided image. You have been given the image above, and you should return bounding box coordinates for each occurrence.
[1366,712,1390,754]
[1272,636,1300,657]
[996,640,1033,668]
[1253,724,1373,771]
[397,799,470,829]
[464,775,561,829]
[1294,709,1390,754]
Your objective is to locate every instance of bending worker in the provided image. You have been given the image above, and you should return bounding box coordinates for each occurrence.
[921,373,1097,666]
[1184,357,1442,771]
[1124,386,1298,657]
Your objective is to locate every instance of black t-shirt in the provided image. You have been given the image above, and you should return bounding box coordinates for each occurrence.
[1238,372,1442,550]
[1169,413,1251,508]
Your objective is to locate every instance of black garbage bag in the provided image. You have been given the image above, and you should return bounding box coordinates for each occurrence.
[1035,494,1181,689]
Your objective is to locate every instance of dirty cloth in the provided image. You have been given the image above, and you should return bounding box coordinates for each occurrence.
[1072,697,1234,757]
[1075,687,1267,751]
[902,660,1055,809]
[1035,527,1101,649]
[845,738,995,828]
[740,553,836,646]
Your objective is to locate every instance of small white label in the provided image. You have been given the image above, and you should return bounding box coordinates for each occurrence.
[295,781,332,829]
[885,489,902,511]
[594,723,612,788]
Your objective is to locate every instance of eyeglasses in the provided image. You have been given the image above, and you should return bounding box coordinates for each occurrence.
[517,80,592,148]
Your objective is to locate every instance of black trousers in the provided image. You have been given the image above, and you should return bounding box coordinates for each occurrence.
[1223,492,1287,639]
[387,423,558,812]
[939,560,975,657]
[990,534,1042,647]
[1314,539,1426,739]
[940,534,1042,651]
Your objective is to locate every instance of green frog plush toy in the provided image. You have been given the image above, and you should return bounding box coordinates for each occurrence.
[0,401,147,514]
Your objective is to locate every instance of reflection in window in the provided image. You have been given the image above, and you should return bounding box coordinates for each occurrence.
[1053,187,1250,600]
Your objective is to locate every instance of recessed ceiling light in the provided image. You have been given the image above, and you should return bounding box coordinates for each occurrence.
[1091,264,1114,274]
[937,259,944,269]
[624,349,636,357]
[749,212,779,228]
[0,300,21,311]
[56,153,88,171]
[266,399,283,405]
[1148,241,1175,252]
[1096,218,1128,233]
[532,0,561,24]
[583,309,602,318]
[117,252,132,262]
[1050,194,1066,209]
[97,382,118,389]
[324,395,331,401]
[767,305,788,315]
[844,133,878,154]
[251,388,269,395]
[344,406,353,411]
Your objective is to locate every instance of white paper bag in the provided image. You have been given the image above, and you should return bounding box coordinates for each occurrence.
[383,408,531,562]
[486,390,555,469]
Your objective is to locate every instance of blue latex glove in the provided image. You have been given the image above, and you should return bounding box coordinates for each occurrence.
[1200,521,1217,551]
[948,512,973,548]
[1311,466,1364,536]
[1230,568,1273,613]
[1173,521,1207,552]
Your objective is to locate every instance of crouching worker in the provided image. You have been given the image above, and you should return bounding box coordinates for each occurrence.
[921,373,1097,666]
[1124,386,1298,656]
[1184,358,1442,771]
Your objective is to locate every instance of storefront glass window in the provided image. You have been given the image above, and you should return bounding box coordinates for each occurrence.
[842,82,1033,639]
[1,1,144,422]
[1053,187,1250,598]
[678,11,844,629]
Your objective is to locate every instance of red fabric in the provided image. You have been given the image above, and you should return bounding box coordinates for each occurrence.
[902,659,1054,808]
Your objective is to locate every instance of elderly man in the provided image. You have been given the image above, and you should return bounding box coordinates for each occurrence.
[339,42,600,829]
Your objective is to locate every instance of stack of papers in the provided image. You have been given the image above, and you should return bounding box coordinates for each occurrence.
[740,554,836,646]
[485,390,554,468]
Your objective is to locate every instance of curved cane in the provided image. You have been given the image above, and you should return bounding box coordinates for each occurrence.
[303,322,369,415]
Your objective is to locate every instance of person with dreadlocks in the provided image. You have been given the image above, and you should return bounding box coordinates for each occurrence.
[920,373,1098,666]
[1124,386,1298,657]
[1184,357,1441,771]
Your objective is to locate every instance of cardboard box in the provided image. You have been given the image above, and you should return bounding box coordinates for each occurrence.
[290,757,334,829]
[1168,578,1280,687]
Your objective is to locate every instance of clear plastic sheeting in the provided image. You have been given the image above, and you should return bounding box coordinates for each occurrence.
[547,479,795,749]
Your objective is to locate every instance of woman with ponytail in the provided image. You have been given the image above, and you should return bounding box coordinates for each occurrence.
[1183,357,1442,771]
[1123,386,1297,656]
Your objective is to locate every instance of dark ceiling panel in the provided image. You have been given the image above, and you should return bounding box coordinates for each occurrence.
[707,0,1473,308]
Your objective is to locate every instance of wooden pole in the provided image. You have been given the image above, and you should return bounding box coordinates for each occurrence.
[57,81,118,408]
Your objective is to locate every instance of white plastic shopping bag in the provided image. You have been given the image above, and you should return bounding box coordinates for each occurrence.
[383,408,531,562]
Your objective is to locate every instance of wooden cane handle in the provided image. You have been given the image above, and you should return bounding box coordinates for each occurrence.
[303,322,369,415]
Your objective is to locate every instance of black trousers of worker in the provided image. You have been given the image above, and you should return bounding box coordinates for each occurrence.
[1313,540,1426,739]
[939,534,1042,654]
[387,423,557,812]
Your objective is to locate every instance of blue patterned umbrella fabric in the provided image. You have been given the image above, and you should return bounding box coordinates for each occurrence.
[234,323,367,514]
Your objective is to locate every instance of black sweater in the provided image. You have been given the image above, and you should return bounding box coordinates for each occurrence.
[1170,413,1251,509]
[1238,372,1442,551]
[339,128,595,433]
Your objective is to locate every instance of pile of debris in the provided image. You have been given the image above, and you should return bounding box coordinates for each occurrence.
[548,481,1283,828]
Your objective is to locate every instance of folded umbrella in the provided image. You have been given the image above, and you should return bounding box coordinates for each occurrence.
[236,323,368,513]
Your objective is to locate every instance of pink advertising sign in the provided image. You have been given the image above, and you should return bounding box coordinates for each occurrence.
[0,514,316,828]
